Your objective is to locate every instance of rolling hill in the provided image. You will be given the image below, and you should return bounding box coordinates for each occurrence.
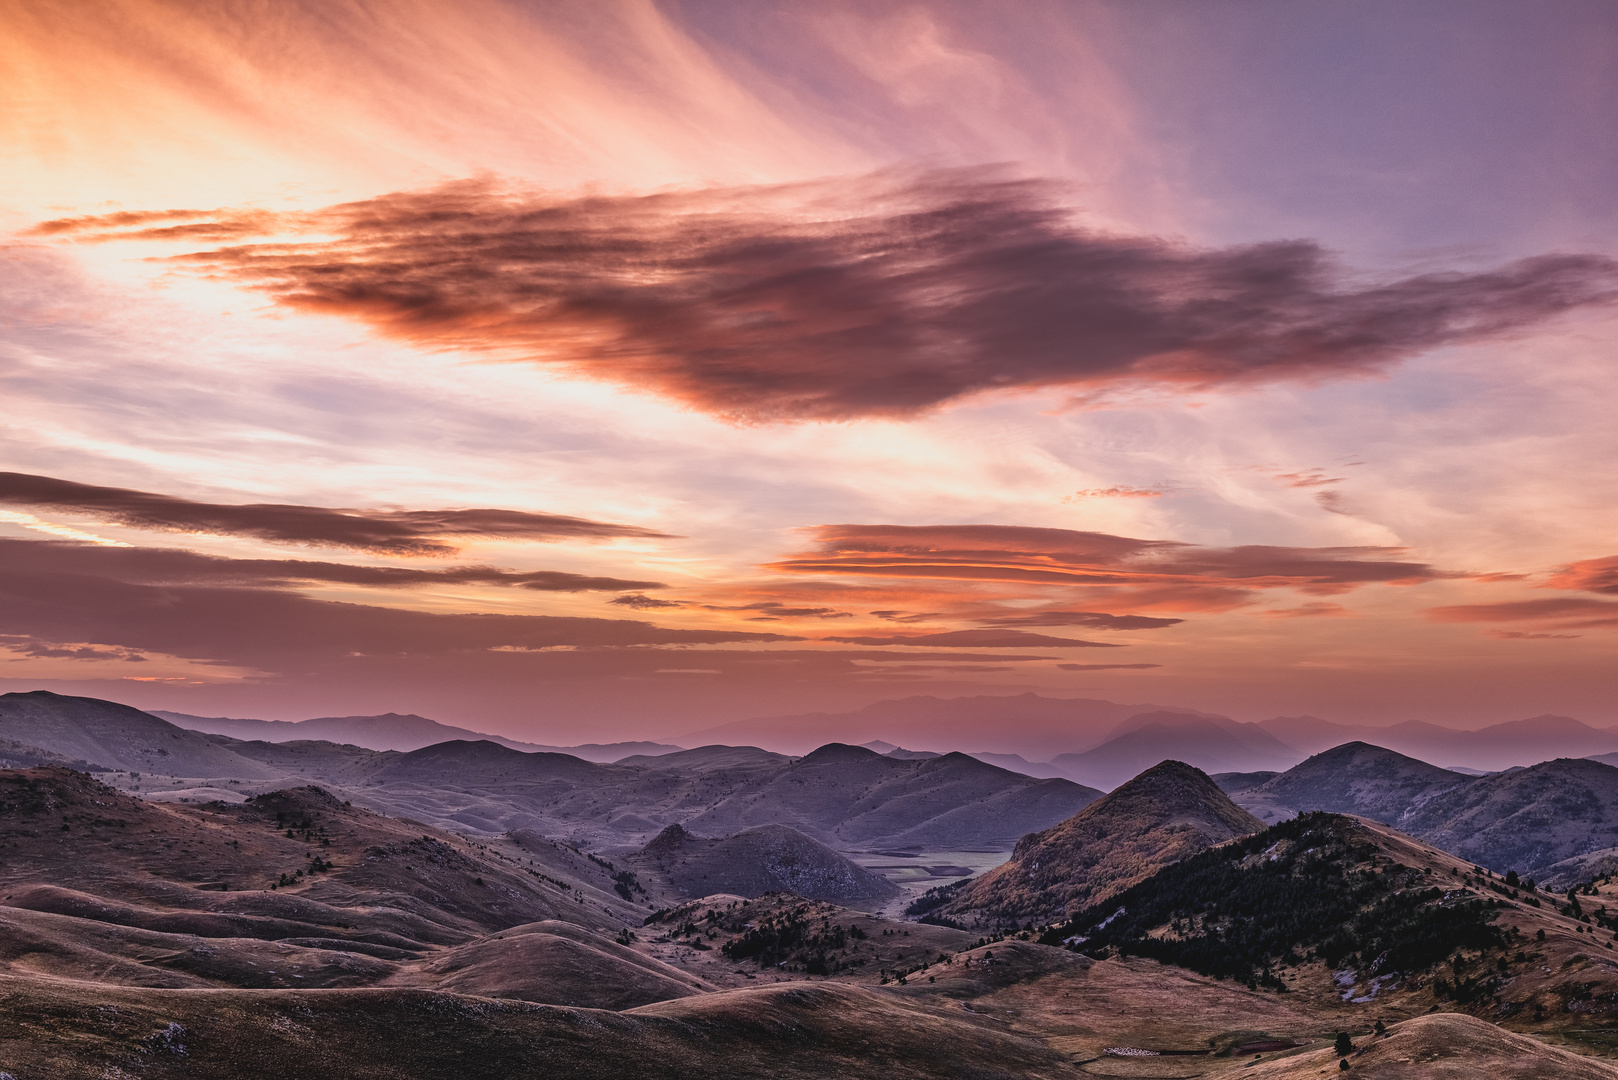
[6,757,1618,1077]
[0,691,276,778]
[636,823,899,904]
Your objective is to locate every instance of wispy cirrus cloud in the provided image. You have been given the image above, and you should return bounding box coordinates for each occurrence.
[40,169,1618,421]
[0,472,669,556]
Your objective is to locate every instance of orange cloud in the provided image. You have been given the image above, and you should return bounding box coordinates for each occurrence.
[1066,486,1167,500]
[1427,597,1618,631]
[1262,602,1353,618]
[1545,555,1618,595]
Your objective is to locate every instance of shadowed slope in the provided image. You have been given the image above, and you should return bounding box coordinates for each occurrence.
[399,919,715,1010]
[1398,757,1618,878]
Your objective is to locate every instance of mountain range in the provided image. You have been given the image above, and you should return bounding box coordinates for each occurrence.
[694,693,1618,780]
[151,693,1618,781]
[7,688,1618,1075]
[3,692,1104,856]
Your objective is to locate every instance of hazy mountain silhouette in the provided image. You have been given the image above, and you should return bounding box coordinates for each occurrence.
[678,693,1203,758]
[1258,714,1618,772]
[966,752,1072,779]
[1048,713,1302,789]
[156,709,681,760]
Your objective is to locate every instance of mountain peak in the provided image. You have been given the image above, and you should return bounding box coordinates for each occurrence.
[945,758,1262,926]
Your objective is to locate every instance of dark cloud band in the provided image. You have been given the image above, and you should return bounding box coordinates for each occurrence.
[0,472,669,555]
[824,629,1122,648]
[769,523,1456,599]
[42,170,1618,421]
[0,538,663,592]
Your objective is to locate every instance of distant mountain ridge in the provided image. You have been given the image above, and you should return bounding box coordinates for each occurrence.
[679,693,1211,758]
[163,698,1618,777]
[153,709,682,760]
[1255,713,1618,771]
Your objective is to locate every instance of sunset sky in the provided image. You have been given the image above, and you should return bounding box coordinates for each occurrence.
[2,0,1616,747]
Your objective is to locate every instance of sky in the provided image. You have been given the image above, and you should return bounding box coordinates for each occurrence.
[2,0,1616,748]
